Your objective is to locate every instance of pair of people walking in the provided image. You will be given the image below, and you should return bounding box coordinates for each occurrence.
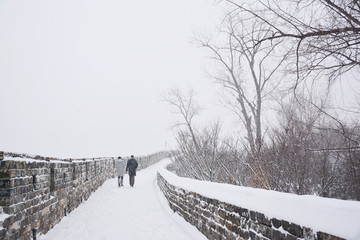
[115,155,138,187]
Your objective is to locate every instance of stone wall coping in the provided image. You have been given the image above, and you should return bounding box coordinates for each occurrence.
[157,168,360,240]
[1,151,168,163]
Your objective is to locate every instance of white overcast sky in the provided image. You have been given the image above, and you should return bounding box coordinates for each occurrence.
[1,0,358,159]
[0,0,227,158]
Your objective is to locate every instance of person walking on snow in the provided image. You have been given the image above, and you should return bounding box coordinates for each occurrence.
[126,155,138,187]
[115,156,125,187]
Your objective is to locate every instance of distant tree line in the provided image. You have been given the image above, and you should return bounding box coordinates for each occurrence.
[164,0,360,201]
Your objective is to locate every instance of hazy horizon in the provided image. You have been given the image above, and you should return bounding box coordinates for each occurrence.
[0,0,226,158]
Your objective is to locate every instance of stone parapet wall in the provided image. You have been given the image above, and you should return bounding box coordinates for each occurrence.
[157,173,344,240]
[0,151,168,240]
[136,151,170,170]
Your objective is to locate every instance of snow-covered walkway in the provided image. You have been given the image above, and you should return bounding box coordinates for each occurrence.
[39,159,207,240]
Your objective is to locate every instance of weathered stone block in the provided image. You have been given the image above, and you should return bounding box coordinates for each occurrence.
[0,170,10,179]
[288,222,303,238]
[238,207,249,219]
[303,227,316,239]
[249,221,259,233]
[0,160,7,170]
[0,179,11,188]
[0,188,16,198]
[5,161,19,170]
[3,215,15,228]
[19,169,26,177]
[0,228,5,239]
[281,220,290,231]
[272,229,286,240]
[224,220,232,231]
[317,231,345,240]
[271,218,281,228]
[249,210,256,221]
[228,213,239,226]
[249,231,256,240]
[284,234,298,240]
[203,210,211,218]
[231,224,239,234]
[281,220,303,238]
[15,161,26,169]
[238,229,250,239]
[0,197,11,206]
[256,212,271,227]
[218,209,226,219]
[14,178,25,187]
[240,216,249,229]
[13,203,25,214]
[258,224,272,239]
[218,225,226,235]
[201,224,208,235]
[17,185,31,195]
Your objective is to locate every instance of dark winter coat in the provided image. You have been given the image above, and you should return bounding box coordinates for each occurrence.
[126,157,138,176]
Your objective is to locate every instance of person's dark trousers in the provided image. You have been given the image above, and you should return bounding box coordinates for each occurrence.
[129,175,135,187]
[118,176,124,187]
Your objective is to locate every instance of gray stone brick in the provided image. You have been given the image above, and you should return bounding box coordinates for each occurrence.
[272,229,287,240]
[249,210,256,221]
[256,212,271,227]
[317,231,345,240]
[288,222,303,238]
[0,188,16,198]
[0,228,5,239]
[238,207,249,219]
[271,218,282,229]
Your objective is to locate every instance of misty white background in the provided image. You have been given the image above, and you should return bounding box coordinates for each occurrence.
[1,0,358,159]
[0,0,226,158]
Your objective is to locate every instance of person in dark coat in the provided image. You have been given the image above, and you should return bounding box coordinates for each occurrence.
[126,155,138,187]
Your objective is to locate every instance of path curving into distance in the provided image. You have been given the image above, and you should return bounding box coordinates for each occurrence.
[39,159,206,240]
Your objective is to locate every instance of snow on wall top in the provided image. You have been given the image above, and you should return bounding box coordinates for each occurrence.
[0,151,165,163]
[158,168,360,240]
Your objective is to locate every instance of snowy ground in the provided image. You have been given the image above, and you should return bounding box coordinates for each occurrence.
[38,159,207,240]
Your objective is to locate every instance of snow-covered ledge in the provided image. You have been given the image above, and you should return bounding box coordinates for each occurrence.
[157,168,360,240]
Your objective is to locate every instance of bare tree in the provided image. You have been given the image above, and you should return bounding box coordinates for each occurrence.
[163,88,200,150]
[337,122,360,200]
[200,12,288,188]
[163,89,220,181]
[262,93,360,200]
[221,0,360,84]
[163,88,247,184]
[200,0,360,195]
[263,95,329,194]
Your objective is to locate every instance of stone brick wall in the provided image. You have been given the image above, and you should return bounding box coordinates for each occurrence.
[0,151,168,240]
[136,152,169,170]
[157,173,345,240]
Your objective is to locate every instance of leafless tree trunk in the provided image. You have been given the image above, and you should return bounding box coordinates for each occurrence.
[163,88,200,150]
[200,13,287,189]
[163,88,242,183]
